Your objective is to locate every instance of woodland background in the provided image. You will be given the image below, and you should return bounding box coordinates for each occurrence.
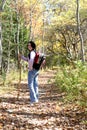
[0,0,87,129]
[0,0,87,110]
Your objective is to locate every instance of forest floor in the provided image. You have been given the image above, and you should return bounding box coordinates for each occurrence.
[0,69,87,130]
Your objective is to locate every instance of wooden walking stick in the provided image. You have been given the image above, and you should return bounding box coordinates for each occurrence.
[17,53,21,100]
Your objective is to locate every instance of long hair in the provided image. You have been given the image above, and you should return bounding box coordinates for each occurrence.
[28,41,36,50]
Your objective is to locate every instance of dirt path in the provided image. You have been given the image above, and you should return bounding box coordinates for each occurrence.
[0,70,87,130]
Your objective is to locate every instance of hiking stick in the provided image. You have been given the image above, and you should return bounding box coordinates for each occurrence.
[17,54,21,100]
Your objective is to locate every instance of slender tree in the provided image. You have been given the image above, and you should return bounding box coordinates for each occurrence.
[0,20,2,71]
[0,0,6,71]
[76,0,85,62]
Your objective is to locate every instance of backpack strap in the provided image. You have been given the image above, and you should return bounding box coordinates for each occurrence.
[34,52,39,63]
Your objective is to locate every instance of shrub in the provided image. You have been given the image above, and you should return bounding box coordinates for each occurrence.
[55,61,87,107]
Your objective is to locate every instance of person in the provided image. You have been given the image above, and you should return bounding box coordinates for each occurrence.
[20,41,39,104]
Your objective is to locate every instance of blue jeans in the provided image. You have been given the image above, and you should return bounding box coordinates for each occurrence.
[28,69,39,103]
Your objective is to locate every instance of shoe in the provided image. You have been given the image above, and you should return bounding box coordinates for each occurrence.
[30,100,38,106]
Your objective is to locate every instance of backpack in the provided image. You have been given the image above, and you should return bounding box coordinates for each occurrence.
[33,52,46,70]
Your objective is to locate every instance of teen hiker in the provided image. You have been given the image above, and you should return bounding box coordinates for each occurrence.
[19,41,45,104]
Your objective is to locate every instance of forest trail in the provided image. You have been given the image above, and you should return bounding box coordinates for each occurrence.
[0,69,86,130]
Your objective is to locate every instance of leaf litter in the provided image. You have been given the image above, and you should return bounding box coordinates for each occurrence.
[0,70,87,130]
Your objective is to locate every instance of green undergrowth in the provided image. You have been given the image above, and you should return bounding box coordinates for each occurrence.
[0,69,27,94]
[0,69,46,95]
[0,85,15,95]
[55,61,87,107]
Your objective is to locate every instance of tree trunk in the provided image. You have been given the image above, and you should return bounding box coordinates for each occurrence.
[15,0,20,54]
[29,0,33,40]
[0,0,6,71]
[0,22,2,70]
[76,0,85,62]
